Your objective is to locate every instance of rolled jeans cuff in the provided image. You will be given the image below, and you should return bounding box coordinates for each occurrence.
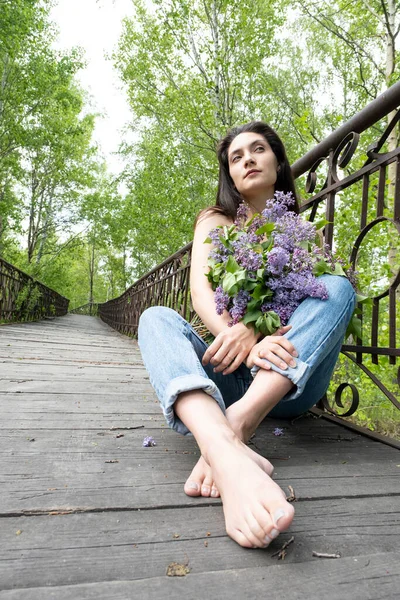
[251,357,310,402]
[163,374,226,436]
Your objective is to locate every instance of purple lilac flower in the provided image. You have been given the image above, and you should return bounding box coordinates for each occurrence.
[208,227,231,263]
[274,212,316,252]
[234,202,249,226]
[143,436,157,447]
[235,247,263,271]
[232,234,263,271]
[247,215,267,239]
[261,191,295,222]
[291,247,313,272]
[261,300,298,326]
[262,198,288,222]
[267,247,290,275]
[229,290,251,326]
[209,248,229,263]
[262,270,328,325]
[273,427,284,436]
[215,285,230,315]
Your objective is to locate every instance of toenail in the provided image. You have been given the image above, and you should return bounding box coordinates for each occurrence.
[202,486,209,493]
[270,528,280,539]
[187,482,199,491]
[264,535,272,545]
[211,489,218,497]
[273,509,286,525]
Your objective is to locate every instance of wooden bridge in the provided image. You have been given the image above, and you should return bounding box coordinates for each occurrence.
[0,313,399,598]
[1,84,400,599]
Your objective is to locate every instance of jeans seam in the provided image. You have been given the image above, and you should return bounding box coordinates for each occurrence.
[304,292,355,368]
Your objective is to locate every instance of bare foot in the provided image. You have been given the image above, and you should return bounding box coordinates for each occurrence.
[184,447,273,498]
[184,406,270,498]
[207,431,294,548]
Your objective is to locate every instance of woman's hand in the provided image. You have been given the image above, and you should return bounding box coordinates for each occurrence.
[245,325,298,371]
[202,322,260,375]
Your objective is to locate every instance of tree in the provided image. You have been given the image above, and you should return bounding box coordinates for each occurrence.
[0,0,53,247]
[115,0,311,273]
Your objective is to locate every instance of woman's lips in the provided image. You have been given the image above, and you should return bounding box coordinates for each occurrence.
[244,169,261,178]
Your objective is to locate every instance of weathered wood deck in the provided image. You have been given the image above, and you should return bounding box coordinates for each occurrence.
[0,314,399,599]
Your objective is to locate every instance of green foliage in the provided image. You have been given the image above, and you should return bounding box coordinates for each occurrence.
[14,282,42,320]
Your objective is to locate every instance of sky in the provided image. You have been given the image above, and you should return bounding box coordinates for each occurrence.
[50,0,135,175]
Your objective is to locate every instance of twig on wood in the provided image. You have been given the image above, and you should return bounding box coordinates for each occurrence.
[271,536,295,560]
[109,425,145,430]
[286,485,297,502]
[312,551,341,559]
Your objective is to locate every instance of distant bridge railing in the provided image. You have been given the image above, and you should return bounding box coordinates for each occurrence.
[70,302,99,316]
[0,257,69,323]
[99,82,400,434]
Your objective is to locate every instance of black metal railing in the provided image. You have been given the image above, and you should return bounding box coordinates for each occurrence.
[99,82,400,428]
[0,257,69,322]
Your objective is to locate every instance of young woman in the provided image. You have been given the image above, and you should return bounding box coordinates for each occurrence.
[138,122,355,549]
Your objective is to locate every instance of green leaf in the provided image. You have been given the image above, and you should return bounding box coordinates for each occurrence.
[252,283,268,300]
[255,222,275,236]
[332,263,346,276]
[242,310,262,325]
[313,260,333,276]
[225,255,241,274]
[355,293,372,304]
[222,272,236,294]
[314,218,331,230]
[345,314,362,340]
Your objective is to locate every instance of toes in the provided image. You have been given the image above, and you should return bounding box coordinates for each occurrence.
[210,485,220,498]
[201,471,213,497]
[245,510,274,547]
[183,457,221,498]
[184,459,206,497]
[261,493,295,533]
[226,527,256,549]
[184,479,201,497]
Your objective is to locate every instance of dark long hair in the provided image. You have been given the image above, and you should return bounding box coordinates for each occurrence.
[199,121,299,223]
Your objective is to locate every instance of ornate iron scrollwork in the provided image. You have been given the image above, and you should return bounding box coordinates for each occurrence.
[321,382,360,417]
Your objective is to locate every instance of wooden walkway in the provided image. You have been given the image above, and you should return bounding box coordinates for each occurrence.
[0,314,399,599]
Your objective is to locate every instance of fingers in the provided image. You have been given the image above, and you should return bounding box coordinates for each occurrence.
[202,337,223,366]
[268,336,298,357]
[259,346,296,370]
[252,355,271,371]
[222,352,247,375]
[273,324,292,336]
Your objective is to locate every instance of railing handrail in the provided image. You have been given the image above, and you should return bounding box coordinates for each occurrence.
[120,243,193,295]
[0,256,69,322]
[291,81,400,178]
[0,257,68,303]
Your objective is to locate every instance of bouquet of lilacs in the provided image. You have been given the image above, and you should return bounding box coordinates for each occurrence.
[205,191,361,338]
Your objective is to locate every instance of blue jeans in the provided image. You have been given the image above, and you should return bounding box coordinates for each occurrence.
[138,275,356,436]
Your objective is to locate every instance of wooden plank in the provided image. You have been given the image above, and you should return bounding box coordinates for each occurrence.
[0,380,153,394]
[1,314,399,598]
[0,550,398,598]
[1,445,399,515]
[0,364,146,381]
[0,497,398,590]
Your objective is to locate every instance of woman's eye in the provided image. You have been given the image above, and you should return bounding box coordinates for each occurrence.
[255,146,264,152]
[232,155,240,163]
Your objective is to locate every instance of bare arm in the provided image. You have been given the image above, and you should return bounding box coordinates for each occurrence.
[190,212,233,336]
[190,212,260,374]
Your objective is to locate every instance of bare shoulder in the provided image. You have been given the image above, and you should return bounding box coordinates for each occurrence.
[194,208,233,240]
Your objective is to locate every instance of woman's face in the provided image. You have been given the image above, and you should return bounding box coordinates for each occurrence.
[227,132,278,203]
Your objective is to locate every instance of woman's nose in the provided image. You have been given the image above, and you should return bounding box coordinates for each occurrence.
[244,153,255,166]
